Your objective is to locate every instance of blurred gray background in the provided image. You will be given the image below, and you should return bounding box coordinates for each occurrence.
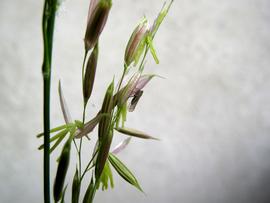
[1,0,270,202]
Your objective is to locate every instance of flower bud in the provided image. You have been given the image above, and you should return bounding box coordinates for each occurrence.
[83,43,99,105]
[72,168,80,203]
[53,136,72,202]
[87,0,99,23]
[98,81,114,140]
[96,81,114,178]
[84,0,112,51]
[124,19,148,67]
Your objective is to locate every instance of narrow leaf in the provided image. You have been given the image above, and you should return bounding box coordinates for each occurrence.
[147,35,159,64]
[150,0,174,38]
[36,124,68,138]
[60,185,68,203]
[38,128,68,150]
[108,153,143,192]
[53,136,72,202]
[107,162,114,188]
[59,81,73,124]
[115,127,159,140]
[72,168,80,203]
[83,177,96,203]
[91,140,99,166]
[121,102,127,126]
[49,129,69,153]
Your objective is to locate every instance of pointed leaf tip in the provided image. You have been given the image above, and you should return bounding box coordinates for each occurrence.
[58,81,73,124]
[108,153,143,192]
[115,127,159,140]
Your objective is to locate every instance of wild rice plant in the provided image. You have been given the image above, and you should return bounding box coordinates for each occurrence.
[39,0,173,202]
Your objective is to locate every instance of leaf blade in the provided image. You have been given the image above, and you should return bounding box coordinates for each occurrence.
[38,128,69,150]
[53,135,72,202]
[36,124,68,138]
[49,129,69,154]
[72,168,80,203]
[108,153,143,192]
[115,127,159,140]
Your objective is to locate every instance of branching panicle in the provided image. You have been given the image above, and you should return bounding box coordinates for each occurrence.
[39,0,173,202]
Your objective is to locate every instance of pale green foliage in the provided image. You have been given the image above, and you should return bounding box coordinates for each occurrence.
[108,153,143,192]
[151,0,174,38]
[97,160,114,190]
[146,35,159,64]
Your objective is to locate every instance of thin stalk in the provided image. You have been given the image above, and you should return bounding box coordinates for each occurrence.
[138,46,149,71]
[78,138,83,177]
[116,64,127,93]
[82,50,88,94]
[42,0,58,203]
[81,148,99,180]
[82,104,87,124]
[73,139,79,154]
[74,50,88,197]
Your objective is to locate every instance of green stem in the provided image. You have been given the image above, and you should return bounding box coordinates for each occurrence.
[78,138,83,177]
[42,1,58,203]
[81,148,99,180]
[82,50,88,96]
[138,46,149,71]
[73,139,79,154]
[43,76,51,203]
[73,50,88,199]
[79,105,86,178]
[82,104,87,124]
[79,51,88,179]
[117,64,127,93]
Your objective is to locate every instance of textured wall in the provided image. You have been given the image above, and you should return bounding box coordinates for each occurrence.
[1,0,270,202]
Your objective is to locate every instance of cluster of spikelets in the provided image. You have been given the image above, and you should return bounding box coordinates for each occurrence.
[37,0,173,202]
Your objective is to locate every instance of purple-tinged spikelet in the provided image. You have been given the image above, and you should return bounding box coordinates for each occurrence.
[84,0,112,51]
